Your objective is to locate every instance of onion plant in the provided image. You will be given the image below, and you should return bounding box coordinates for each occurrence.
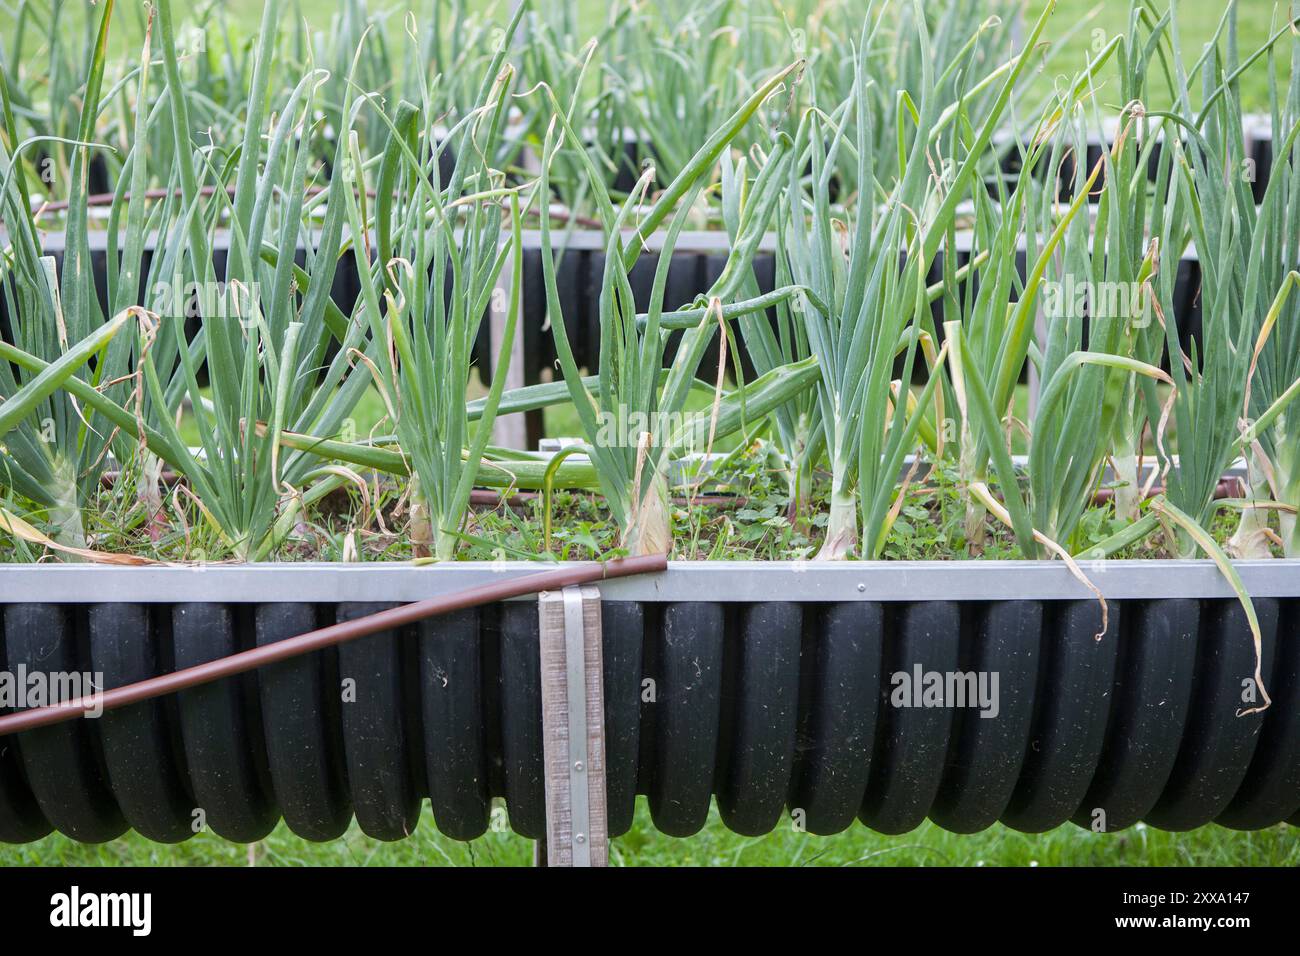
[294,0,396,165]
[1075,4,1177,525]
[536,60,819,555]
[0,0,109,194]
[0,0,143,547]
[95,0,385,561]
[1127,5,1300,564]
[516,0,631,213]
[777,0,1058,559]
[718,146,823,527]
[339,41,533,560]
[775,0,1033,204]
[872,0,1022,192]
[730,0,1025,527]
[945,97,1172,565]
[609,0,762,185]
[423,0,522,124]
[1233,25,1300,557]
[939,23,1147,549]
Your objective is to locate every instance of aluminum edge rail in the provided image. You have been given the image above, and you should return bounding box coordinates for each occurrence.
[2,559,1298,603]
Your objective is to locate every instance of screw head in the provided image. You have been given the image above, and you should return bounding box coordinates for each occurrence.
[857,582,866,592]
[574,760,584,772]
[575,833,586,844]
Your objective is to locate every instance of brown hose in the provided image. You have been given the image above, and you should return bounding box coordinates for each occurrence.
[466,488,749,509]
[34,184,332,215]
[0,554,666,736]
[1092,477,1244,505]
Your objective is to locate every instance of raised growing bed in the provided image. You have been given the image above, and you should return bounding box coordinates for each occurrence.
[2,224,1209,386]
[511,227,1207,382]
[992,116,1277,203]
[1,560,1296,845]
[1,228,493,387]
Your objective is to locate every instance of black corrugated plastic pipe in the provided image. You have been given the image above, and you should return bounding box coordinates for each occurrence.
[0,556,666,737]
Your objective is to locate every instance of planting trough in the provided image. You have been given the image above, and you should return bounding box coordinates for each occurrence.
[1,560,1297,846]
[7,224,1207,443]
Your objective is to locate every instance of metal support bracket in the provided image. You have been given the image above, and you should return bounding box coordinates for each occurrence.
[537,585,608,866]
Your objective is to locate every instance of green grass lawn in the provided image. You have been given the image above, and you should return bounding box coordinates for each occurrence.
[1047,0,1288,109]
[8,1,1289,111]
[5,799,1297,867]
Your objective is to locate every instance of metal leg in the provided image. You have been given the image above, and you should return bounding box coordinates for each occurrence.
[489,244,528,450]
[537,586,608,867]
